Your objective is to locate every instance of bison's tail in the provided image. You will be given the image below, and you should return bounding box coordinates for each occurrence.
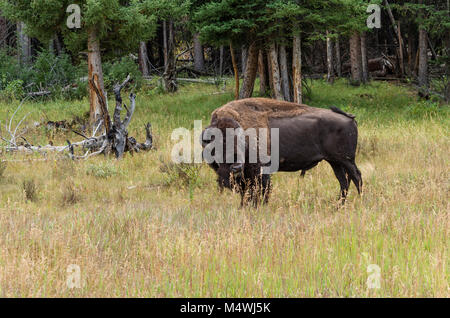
[330,106,356,119]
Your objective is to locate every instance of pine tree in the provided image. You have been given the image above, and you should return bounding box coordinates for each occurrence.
[0,0,157,125]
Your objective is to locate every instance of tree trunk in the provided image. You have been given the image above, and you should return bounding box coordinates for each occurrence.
[156,22,165,68]
[239,42,259,99]
[268,42,283,100]
[292,34,303,104]
[361,32,369,83]
[326,31,334,83]
[48,37,54,53]
[397,22,405,76]
[241,45,248,76]
[138,41,149,77]
[335,36,342,78]
[163,20,177,92]
[0,14,7,48]
[54,33,62,55]
[162,20,168,69]
[349,31,363,85]
[219,45,224,77]
[279,44,291,101]
[87,27,106,127]
[230,43,239,100]
[408,23,418,76]
[193,33,205,72]
[267,50,274,96]
[417,0,427,90]
[418,27,428,89]
[258,49,269,96]
[17,22,31,64]
[384,0,406,77]
[445,0,450,101]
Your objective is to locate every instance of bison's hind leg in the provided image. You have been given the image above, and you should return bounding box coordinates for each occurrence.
[342,160,363,195]
[328,161,350,202]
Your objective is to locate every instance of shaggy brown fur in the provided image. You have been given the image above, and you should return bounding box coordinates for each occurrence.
[210,98,313,155]
[211,98,312,131]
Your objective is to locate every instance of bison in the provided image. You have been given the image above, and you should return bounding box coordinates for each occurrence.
[201,98,362,207]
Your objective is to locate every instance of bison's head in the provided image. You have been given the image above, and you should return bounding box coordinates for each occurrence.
[201,116,245,191]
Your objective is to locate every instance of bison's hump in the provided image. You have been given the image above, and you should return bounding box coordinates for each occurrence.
[211,98,313,131]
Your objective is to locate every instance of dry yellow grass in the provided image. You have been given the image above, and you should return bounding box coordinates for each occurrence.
[0,80,448,297]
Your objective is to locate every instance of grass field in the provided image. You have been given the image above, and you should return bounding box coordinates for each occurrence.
[0,79,448,297]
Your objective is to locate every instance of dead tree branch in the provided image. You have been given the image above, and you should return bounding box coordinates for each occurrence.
[0,76,153,160]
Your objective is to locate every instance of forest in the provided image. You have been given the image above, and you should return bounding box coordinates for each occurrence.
[0,0,448,298]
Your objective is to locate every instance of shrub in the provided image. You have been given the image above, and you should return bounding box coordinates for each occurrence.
[0,79,24,101]
[59,179,81,206]
[143,76,165,96]
[0,49,25,87]
[0,48,87,100]
[22,178,39,202]
[31,49,85,99]
[103,56,143,90]
[0,161,6,182]
[32,50,77,86]
[159,159,202,188]
[86,162,120,178]
[160,160,203,200]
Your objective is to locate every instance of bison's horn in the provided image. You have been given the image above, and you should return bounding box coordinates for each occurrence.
[231,163,244,173]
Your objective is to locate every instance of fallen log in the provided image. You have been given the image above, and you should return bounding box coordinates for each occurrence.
[1,75,153,160]
[176,78,217,84]
[175,66,212,77]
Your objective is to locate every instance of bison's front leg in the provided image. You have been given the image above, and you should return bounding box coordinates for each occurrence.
[261,174,272,205]
[247,174,272,208]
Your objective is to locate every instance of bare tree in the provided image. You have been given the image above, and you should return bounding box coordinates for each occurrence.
[1,76,152,160]
[87,27,106,126]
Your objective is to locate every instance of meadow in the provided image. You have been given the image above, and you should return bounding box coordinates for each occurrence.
[0,79,448,297]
